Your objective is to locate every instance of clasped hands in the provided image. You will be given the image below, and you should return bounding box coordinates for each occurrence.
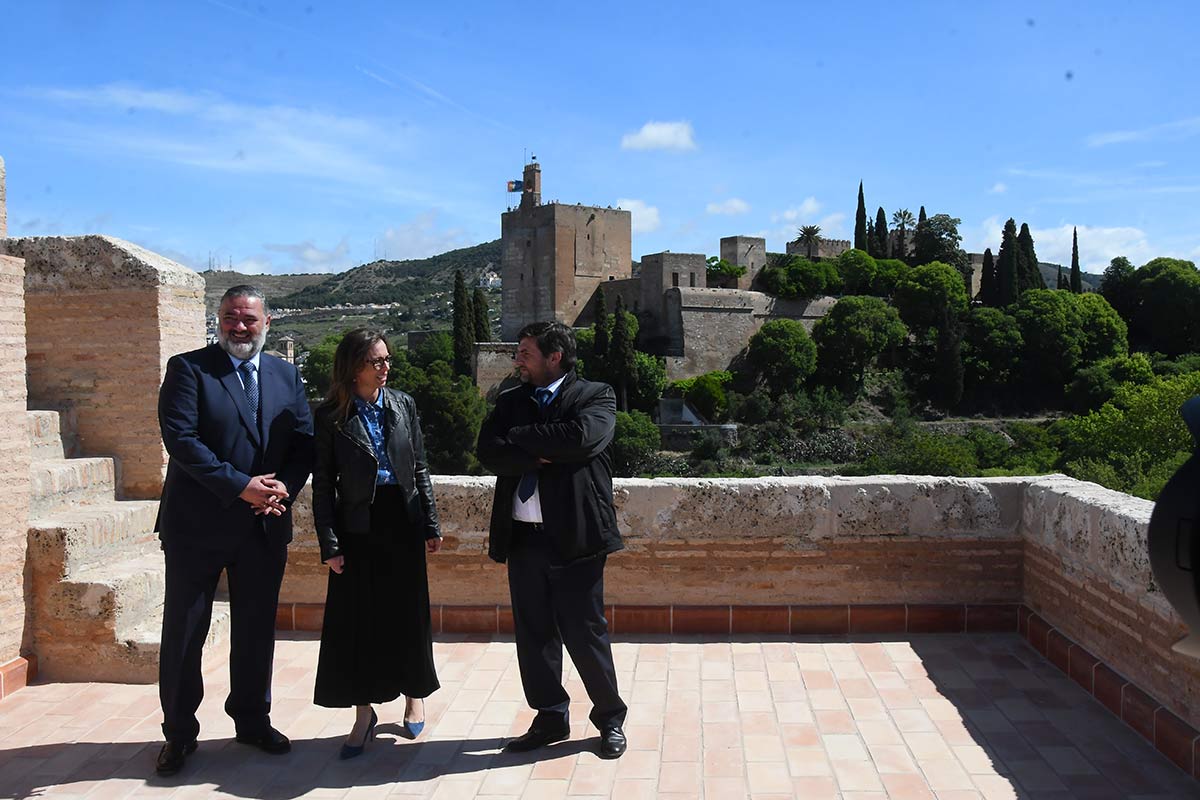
[239,473,289,516]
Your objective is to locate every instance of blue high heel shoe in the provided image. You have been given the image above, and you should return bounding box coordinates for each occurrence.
[403,700,425,739]
[338,708,377,760]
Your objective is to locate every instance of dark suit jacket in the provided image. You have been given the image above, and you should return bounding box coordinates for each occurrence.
[476,370,623,566]
[312,388,441,563]
[157,343,314,550]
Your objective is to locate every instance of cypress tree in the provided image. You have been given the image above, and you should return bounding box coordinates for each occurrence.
[980,248,997,306]
[854,181,868,251]
[451,269,474,376]
[874,206,889,258]
[996,219,1019,307]
[594,286,611,358]
[1056,266,1067,289]
[932,307,964,410]
[472,287,491,341]
[1017,223,1045,292]
[1070,226,1083,293]
[912,206,929,265]
[866,220,877,257]
[609,295,637,411]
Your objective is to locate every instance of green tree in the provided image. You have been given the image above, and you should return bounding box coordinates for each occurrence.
[611,410,661,477]
[837,249,880,295]
[594,286,611,363]
[961,307,1023,412]
[451,269,474,376]
[1069,227,1083,294]
[392,359,486,474]
[1130,257,1200,355]
[979,248,997,306]
[913,213,967,272]
[1012,290,1086,408]
[893,261,970,336]
[931,309,965,410]
[410,331,453,368]
[996,218,1020,307]
[706,256,747,286]
[300,333,342,400]
[1100,256,1136,323]
[795,224,822,260]
[910,206,928,266]
[627,351,668,413]
[873,207,889,258]
[813,296,908,393]
[1075,292,1128,364]
[854,181,868,251]
[760,255,839,299]
[1017,223,1046,293]
[1065,352,1155,413]
[472,287,491,342]
[685,371,732,421]
[874,259,911,296]
[1056,266,1067,290]
[746,319,818,397]
[891,208,915,262]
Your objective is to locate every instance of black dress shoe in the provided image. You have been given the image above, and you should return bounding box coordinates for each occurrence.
[503,724,570,752]
[598,726,627,759]
[234,726,291,755]
[155,740,197,776]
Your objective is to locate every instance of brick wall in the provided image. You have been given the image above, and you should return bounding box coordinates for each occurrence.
[1020,476,1200,729]
[0,254,30,664]
[0,236,205,499]
[280,475,1027,607]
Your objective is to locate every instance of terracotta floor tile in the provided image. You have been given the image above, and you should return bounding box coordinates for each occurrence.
[832,758,884,791]
[703,775,749,799]
[790,775,839,797]
[657,761,701,793]
[745,761,793,793]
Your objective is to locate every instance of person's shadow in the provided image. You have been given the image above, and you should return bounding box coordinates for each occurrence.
[0,729,597,800]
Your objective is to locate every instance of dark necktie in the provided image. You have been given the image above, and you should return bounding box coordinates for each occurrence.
[239,361,259,427]
[516,387,554,502]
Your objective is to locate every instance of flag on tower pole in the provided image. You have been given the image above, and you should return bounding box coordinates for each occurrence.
[507,180,523,192]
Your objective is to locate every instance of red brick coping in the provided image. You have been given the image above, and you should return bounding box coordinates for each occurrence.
[274,601,1200,782]
[0,655,36,701]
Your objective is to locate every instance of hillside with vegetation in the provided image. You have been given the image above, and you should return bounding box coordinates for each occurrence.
[201,270,327,315]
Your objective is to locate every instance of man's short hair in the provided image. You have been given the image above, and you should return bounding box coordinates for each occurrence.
[518,321,577,373]
[220,285,271,317]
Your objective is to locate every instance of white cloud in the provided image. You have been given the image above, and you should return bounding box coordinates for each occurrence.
[965,218,1155,271]
[706,197,750,215]
[26,82,414,190]
[620,121,697,152]
[989,182,1007,194]
[379,212,472,260]
[262,238,351,273]
[770,197,822,224]
[616,198,661,233]
[1086,116,1200,147]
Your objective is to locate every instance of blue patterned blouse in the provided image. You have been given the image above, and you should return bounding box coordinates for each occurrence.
[353,394,398,485]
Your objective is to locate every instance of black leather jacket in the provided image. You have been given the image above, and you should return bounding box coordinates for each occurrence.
[313,388,440,562]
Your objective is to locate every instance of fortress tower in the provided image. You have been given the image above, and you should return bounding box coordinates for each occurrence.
[499,161,632,340]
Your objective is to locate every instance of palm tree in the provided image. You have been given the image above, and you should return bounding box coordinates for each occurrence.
[795,225,823,260]
[891,209,915,260]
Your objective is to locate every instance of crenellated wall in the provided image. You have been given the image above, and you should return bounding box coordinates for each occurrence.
[0,236,205,499]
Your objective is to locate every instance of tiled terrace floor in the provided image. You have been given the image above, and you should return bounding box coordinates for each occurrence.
[0,634,1196,800]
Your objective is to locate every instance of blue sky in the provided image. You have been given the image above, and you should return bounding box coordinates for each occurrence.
[2,1,1198,274]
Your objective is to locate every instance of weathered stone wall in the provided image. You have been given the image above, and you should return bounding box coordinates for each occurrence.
[500,202,631,339]
[472,341,517,400]
[280,475,1026,607]
[1020,476,1200,730]
[786,238,851,260]
[0,253,29,666]
[0,236,205,499]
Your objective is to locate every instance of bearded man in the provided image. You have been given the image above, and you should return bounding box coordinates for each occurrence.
[154,285,313,776]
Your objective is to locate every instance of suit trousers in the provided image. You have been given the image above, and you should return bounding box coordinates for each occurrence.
[159,531,287,744]
[506,522,627,731]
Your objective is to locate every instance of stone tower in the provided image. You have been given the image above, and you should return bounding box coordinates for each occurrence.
[719,235,766,290]
[499,162,632,340]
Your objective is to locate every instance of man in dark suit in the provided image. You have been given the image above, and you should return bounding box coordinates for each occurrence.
[155,285,313,776]
[476,321,628,759]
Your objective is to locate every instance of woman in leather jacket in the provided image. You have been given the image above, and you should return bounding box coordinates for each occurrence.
[311,328,441,758]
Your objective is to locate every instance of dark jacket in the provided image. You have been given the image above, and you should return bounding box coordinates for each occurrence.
[157,344,314,549]
[476,371,623,566]
[312,387,440,563]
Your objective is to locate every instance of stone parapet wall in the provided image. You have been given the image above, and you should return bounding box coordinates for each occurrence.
[1019,476,1200,728]
[281,475,1027,607]
[0,254,29,666]
[0,236,205,499]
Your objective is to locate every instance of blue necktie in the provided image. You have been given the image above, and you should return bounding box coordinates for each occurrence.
[516,388,554,502]
[239,361,259,427]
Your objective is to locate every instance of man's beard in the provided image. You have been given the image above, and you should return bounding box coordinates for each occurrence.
[219,328,267,360]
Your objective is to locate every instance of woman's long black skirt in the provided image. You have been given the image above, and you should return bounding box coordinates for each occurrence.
[314,485,440,707]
